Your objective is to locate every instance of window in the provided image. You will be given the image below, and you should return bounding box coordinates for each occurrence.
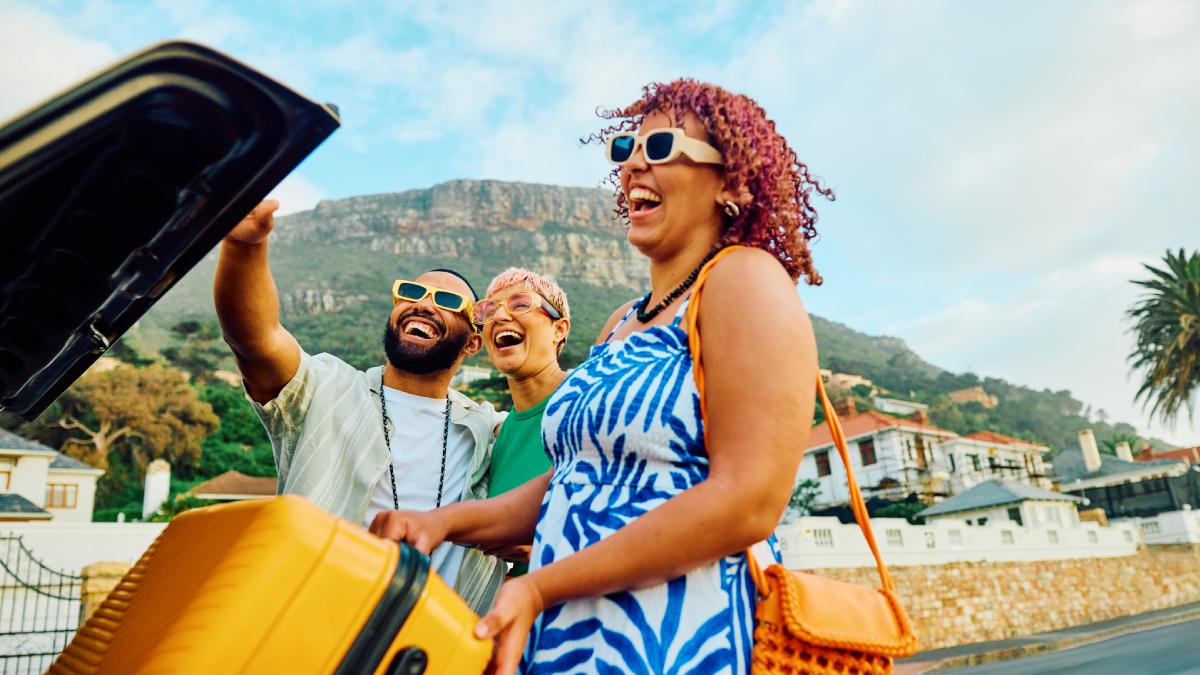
[924,532,936,548]
[814,529,834,548]
[1142,521,1161,536]
[1088,531,1099,544]
[968,454,981,472]
[1044,506,1063,526]
[948,454,957,473]
[858,439,877,466]
[948,530,963,546]
[1001,530,1014,544]
[45,484,77,508]
[1047,531,1059,544]
[0,471,9,490]
[886,529,903,547]
[815,451,831,478]
[1007,507,1023,526]
[977,517,988,526]
[1028,508,1039,526]
[1124,530,1134,543]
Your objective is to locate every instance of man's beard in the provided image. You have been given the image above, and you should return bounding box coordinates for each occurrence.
[382,310,471,376]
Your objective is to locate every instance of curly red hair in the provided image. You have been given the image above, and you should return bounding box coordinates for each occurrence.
[585,79,833,284]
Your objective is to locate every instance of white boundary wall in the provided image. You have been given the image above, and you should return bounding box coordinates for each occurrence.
[1120,509,1200,545]
[0,523,166,574]
[775,516,1140,569]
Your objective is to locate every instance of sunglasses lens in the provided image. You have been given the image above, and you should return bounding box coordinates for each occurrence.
[433,291,464,311]
[396,282,427,301]
[610,135,635,163]
[472,300,496,324]
[646,132,674,162]
[507,293,535,314]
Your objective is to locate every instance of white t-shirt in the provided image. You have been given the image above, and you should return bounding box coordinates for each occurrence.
[363,387,474,585]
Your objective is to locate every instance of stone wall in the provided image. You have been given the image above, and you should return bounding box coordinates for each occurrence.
[814,545,1200,650]
[80,562,131,622]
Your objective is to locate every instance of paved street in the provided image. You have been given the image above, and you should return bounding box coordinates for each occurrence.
[940,619,1200,675]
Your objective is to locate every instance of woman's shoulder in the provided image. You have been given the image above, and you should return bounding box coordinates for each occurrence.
[595,297,641,345]
[707,246,794,289]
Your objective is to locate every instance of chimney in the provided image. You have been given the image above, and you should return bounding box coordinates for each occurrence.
[1079,430,1102,473]
[1115,442,1133,462]
[142,459,171,518]
[834,396,857,418]
[908,410,930,425]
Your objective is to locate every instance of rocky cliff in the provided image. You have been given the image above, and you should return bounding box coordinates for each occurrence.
[275,179,648,290]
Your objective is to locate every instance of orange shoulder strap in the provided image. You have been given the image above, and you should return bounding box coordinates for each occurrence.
[686,246,897,596]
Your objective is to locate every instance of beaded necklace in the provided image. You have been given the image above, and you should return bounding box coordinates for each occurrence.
[379,383,451,509]
[636,247,722,323]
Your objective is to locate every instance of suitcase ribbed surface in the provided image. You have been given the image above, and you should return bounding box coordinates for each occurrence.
[48,496,399,675]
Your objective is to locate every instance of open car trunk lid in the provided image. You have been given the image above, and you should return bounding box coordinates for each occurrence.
[0,41,339,419]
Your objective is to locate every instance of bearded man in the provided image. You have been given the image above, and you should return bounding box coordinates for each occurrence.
[213,199,507,613]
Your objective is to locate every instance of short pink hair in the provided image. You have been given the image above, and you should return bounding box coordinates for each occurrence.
[485,268,571,354]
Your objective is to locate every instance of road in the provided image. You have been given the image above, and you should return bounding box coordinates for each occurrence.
[939,618,1200,675]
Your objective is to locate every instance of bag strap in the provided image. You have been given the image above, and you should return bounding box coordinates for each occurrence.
[685,246,897,597]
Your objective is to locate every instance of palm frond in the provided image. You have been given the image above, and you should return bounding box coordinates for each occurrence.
[1127,248,1200,425]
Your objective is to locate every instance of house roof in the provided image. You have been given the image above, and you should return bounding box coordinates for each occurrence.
[1051,449,1184,485]
[0,428,56,454]
[961,431,1048,449]
[0,493,52,519]
[1136,447,1200,463]
[918,479,1080,518]
[49,453,104,474]
[807,410,957,451]
[190,471,277,498]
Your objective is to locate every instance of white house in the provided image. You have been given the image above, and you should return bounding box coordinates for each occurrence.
[940,431,1053,492]
[873,398,929,417]
[0,429,104,522]
[799,410,959,505]
[799,411,1061,508]
[916,479,1082,529]
[1126,509,1200,545]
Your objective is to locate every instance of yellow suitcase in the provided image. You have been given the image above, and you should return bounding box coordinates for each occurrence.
[47,495,491,675]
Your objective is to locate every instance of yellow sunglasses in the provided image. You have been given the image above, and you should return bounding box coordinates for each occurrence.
[392,280,471,313]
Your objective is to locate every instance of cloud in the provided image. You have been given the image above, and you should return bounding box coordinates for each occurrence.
[0,3,117,122]
[268,173,326,215]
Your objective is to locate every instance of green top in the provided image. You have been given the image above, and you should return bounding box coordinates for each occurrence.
[487,396,553,576]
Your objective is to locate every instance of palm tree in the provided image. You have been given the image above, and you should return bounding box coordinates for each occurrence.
[1128,249,1200,425]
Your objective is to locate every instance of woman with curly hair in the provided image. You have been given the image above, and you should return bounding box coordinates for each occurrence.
[371,79,827,675]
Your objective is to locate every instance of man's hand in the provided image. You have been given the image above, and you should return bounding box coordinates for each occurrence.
[226,199,279,245]
[369,509,450,555]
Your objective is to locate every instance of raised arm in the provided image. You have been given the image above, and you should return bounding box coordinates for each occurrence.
[213,200,302,403]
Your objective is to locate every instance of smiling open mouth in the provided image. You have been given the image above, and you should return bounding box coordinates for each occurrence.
[629,186,662,213]
[495,330,525,348]
[402,318,441,340]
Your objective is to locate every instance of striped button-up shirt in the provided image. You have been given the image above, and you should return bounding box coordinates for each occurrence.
[251,350,508,614]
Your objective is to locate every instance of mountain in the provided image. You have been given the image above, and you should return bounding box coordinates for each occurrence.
[134,179,1171,452]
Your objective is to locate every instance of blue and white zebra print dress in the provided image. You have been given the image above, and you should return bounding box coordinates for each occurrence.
[523,298,781,675]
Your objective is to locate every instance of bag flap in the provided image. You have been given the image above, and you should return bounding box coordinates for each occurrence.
[762,566,918,657]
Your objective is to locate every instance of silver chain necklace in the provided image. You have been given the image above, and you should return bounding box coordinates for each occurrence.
[380,381,451,509]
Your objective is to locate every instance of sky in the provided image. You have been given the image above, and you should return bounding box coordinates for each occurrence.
[2,0,1197,446]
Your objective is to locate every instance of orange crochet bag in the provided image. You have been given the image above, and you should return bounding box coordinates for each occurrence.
[686,246,919,675]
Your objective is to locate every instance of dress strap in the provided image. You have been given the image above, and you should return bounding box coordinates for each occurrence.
[670,295,692,327]
[602,297,644,344]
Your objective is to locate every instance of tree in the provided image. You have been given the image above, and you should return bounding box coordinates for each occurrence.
[1128,249,1200,425]
[55,364,219,471]
[160,320,232,385]
[782,478,822,524]
[1101,432,1142,455]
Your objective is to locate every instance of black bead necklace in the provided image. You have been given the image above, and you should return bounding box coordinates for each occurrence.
[636,247,722,323]
[380,381,451,509]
